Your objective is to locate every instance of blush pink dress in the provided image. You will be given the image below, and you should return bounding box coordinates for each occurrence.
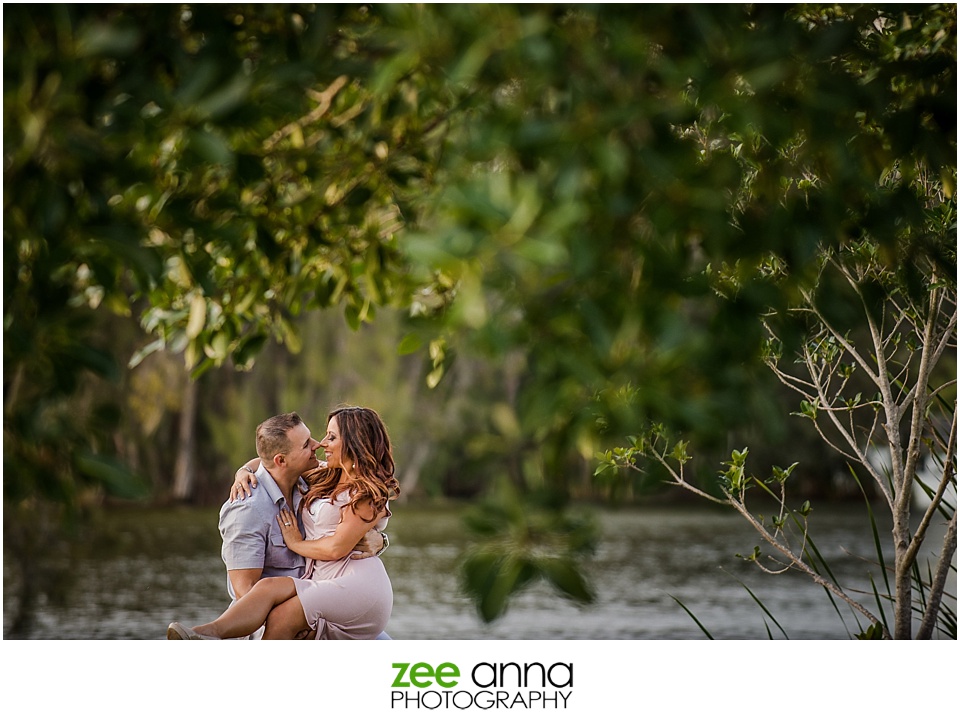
[292,491,393,639]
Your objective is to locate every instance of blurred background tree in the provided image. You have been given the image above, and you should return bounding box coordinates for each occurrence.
[383,3,956,618]
[4,3,444,633]
[4,4,954,631]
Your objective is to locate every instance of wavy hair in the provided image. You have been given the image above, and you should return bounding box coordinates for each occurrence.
[300,406,400,522]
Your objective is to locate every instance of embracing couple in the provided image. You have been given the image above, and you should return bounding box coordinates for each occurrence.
[167,405,399,640]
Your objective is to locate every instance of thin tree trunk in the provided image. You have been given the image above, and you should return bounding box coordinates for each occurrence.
[893,533,913,639]
[172,379,198,501]
[400,443,430,497]
[917,511,958,639]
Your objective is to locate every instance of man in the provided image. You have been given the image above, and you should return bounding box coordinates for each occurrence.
[219,412,388,637]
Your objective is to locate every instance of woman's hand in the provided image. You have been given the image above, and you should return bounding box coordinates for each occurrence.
[277,509,304,548]
[230,463,259,501]
[283,500,381,561]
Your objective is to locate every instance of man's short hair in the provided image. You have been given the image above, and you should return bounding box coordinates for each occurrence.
[256,412,303,461]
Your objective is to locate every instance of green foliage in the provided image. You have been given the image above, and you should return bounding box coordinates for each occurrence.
[855,623,886,640]
[3,4,448,631]
[460,491,597,622]
[594,4,955,638]
[720,448,753,495]
[4,4,956,631]
[4,4,444,507]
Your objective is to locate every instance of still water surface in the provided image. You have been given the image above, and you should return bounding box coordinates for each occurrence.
[4,501,953,639]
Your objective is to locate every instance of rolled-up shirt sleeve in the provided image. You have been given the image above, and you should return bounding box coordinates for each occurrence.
[220,500,267,571]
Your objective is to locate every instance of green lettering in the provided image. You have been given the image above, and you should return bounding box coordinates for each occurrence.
[391,662,410,688]
[435,662,460,689]
[409,662,435,688]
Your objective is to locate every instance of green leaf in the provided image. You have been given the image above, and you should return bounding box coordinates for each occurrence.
[206,330,230,361]
[232,333,269,369]
[188,129,235,167]
[128,338,165,368]
[186,295,207,340]
[669,595,715,640]
[75,452,149,499]
[538,557,595,603]
[670,440,691,464]
[855,623,885,640]
[344,303,363,331]
[76,22,141,56]
[460,549,531,623]
[397,332,423,355]
[195,73,252,121]
[278,317,303,354]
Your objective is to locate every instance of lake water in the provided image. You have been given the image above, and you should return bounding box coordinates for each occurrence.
[3,501,955,640]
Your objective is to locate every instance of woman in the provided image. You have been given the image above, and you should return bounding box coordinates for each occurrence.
[167,406,400,640]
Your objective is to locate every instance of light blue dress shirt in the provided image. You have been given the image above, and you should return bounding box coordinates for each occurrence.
[218,465,307,600]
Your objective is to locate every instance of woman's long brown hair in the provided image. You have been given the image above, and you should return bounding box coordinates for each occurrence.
[299,406,400,522]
